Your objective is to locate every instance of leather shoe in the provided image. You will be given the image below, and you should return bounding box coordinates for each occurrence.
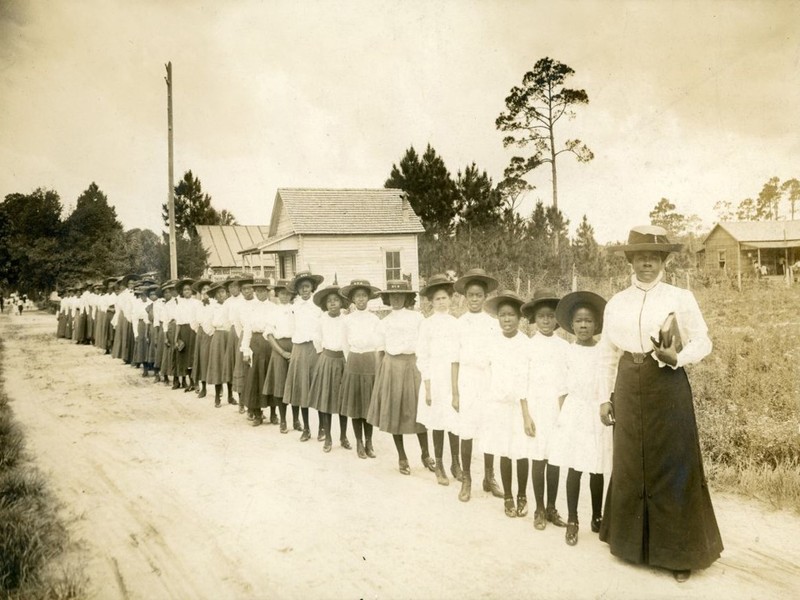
[504,498,516,518]
[356,441,367,459]
[482,476,504,498]
[365,440,376,458]
[434,461,449,486]
[591,515,602,533]
[340,437,352,450]
[323,440,332,453]
[317,430,326,442]
[398,459,411,475]
[251,416,263,427]
[214,399,221,408]
[228,398,237,406]
[300,429,311,442]
[546,506,567,527]
[673,570,691,583]
[270,414,279,425]
[458,476,471,502]
[533,509,546,530]
[293,420,302,432]
[421,455,436,472]
[516,496,529,518]
[280,421,288,434]
[198,388,207,399]
[566,522,579,546]
[451,460,464,482]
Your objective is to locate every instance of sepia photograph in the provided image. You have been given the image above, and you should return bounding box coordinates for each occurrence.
[0,0,799,598]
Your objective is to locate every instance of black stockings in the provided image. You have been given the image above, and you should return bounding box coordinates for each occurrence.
[532,460,561,511]
[566,468,605,523]
[460,439,473,475]
[500,457,530,499]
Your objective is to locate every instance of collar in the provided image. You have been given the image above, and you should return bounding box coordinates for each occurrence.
[631,270,664,292]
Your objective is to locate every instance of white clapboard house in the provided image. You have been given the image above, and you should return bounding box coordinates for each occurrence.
[239,188,425,289]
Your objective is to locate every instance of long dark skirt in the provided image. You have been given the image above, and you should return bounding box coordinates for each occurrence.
[105,309,115,352]
[152,325,163,368]
[112,313,126,359]
[283,342,318,408]
[222,326,237,383]
[206,330,229,385]
[174,324,196,376]
[124,321,135,362]
[263,337,292,400]
[599,353,723,571]
[57,313,67,338]
[309,350,345,413]
[367,353,425,435]
[147,324,159,364]
[161,321,176,377]
[75,312,87,343]
[65,313,73,339]
[195,330,212,382]
[86,312,94,341]
[94,311,105,348]
[133,320,148,364]
[338,351,376,419]
[244,334,272,410]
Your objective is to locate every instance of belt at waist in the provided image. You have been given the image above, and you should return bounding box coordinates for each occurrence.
[214,327,229,331]
[322,349,344,358]
[622,350,653,364]
[386,352,416,359]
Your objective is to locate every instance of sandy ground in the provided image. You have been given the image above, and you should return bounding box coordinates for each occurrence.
[1,311,799,600]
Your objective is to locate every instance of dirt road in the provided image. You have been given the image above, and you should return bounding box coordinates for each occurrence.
[2,312,799,599]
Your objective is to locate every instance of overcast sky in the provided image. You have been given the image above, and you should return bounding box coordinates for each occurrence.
[1,0,798,243]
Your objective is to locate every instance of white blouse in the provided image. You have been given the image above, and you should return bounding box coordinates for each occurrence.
[417,311,459,380]
[456,310,498,369]
[596,275,713,404]
[174,297,200,325]
[528,333,569,398]
[240,299,276,352]
[343,308,380,354]
[319,312,348,355]
[267,302,294,340]
[376,308,423,355]
[291,296,321,348]
[488,330,530,405]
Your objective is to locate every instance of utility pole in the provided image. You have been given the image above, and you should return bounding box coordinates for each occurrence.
[165,62,178,279]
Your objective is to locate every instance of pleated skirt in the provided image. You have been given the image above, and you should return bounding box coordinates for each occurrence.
[309,350,345,414]
[174,324,195,376]
[112,314,127,359]
[133,320,148,364]
[206,330,229,385]
[263,337,292,399]
[338,351,375,419]
[86,313,94,340]
[244,334,272,410]
[147,324,159,364]
[152,326,163,367]
[193,330,211,381]
[56,313,67,338]
[161,322,175,376]
[283,342,318,408]
[222,326,237,383]
[367,353,425,435]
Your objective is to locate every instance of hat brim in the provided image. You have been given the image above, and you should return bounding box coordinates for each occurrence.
[484,293,524,316]
[289,274,324,292]
[555,292,606,335]
[420,281,454,299]
[340,284,380,300]
[610,243,683,255]
[313,287,348,308]
[521,297,560,319]
[454,274,499,295]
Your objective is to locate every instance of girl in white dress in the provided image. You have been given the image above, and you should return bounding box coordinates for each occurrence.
[548,291,611,546]
[520,289,569,529]
[451,268,502,502]
[416,274,461,486]
[480,291,534,519]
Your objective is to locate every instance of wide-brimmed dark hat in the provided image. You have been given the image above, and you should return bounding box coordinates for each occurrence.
[160,279,178,291]
[289,270,324,293]
[145,285,161,296]
[484,290,525,316]
[206,281,227,296]
[272,279,293,293]
[454,268,499,295]
[313,284,348,309]
[611,225,683,257]
[236,275,255,287]
[521,288,562,321]
[251,278,272,290]
[340,279,380,300]
[102,276,119,287]
[176,278,195,292]
[191,279,212,293]
[119,273,141,286]
[555,291,607,335]
[420,274,455,299]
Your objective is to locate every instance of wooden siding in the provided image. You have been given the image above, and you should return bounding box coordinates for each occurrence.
[297,234,420,289]
[272,199,294,238]
[702,226,741,272]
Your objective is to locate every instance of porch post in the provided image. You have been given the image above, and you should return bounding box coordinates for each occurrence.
[737,242,742,292]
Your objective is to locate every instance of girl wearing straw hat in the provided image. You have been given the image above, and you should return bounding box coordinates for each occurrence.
[451,268,504,502]
[283,271,324,442]
[173,279,200,391]
[191,280,212,397]
[204,281,233,407]
[597,225,722,582]
[367,280,434,476]
[338,279,381,459]
[416,274,462,486]
[240,278,276,426]
[263,280,295,432]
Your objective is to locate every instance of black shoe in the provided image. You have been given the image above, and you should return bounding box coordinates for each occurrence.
[365,440,376,458]
[516,496,529,518]
[251,416,263,427]
[300,429,311,442]
[171,381,181,390]
[566,521,579,546]
[214,398,221,408]
[673,570,691,583]
[533,508,546,530]
[323,440,332,453]
[451,460,464,482]
[293,420,302,432]
[340,437,352,450]
[198,389,207,399]
[153,373,162,383]
[280,421,288,434]
[399,459,410,475]
[504,498,516,518]
[356,441,367,459]
[458,476,472,503]
[238,405,246,414]
[546,506,567,527]
[270,414,279,425]
[247,413,254,421]
[228,397,237,406]
[482,475,504,498]
[422,455,436,472]
[591,515,602,533]
[434,461,449,486]
[317,430,326,442]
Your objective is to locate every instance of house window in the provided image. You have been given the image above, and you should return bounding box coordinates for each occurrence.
[385,251,401,282]
[718,250,726,269]
[280,254,296,279]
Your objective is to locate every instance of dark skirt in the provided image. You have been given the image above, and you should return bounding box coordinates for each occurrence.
[193,329,211,381]
[112,314,127,359]
[57,313,67,338]
[65,312,73,339]
[338,351,376,419]
[133,320,148,364]
[75,313,87,343]
[222,326,237,383]
[147,324,159,364]
[309,350,345,414]
[283,342,318,408]
[86,312,94,341]
[161,321,176,377]
[124,321,135,363]
[367,353,425,435]
[105,309,115,352]
[244,334,272,410]
[263,337,292,399]
[152,325,163,367]
[206,330,230,385]
[599,353,723,571]
[94,311,105,348]
[174,324,196,376]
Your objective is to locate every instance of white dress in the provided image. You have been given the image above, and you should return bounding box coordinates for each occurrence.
[548,343,613,474]
[518,333,569,461]
[415,311,459,432]
[452,311,498,440]
[479,330,530,459]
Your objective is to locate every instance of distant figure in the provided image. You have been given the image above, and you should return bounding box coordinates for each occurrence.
[17,295,24,315]
[0,294,4,314]
[760,264,768,277]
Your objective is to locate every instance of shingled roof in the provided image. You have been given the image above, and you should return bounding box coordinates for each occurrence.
[195,225,274,267]
[269,188,425,236]
[702,220,800,249]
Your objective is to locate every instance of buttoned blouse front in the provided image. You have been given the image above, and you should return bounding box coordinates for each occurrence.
[376,308,423,355]
[343,309,380,353]
[240,299,276,352]
[174,297,199,325]
[291,296,321,346]
[595,277,712,404]
[457,310,498,369]
[267,302,294,340]
[417,311,459,380]
[488,330,530,405]
[319,312,348,355]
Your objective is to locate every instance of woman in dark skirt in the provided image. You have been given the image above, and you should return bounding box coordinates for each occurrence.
[205,282,232,407]
[367,280,434,476]
[241,279,275,426]
[283,271,324,442]
[131,286,150,370]
[597,225,723,583]
[159,281,177,387]
[263,280,294,432]
[191,280,212,397]
[173,279,198,390]
[339,279,381,459]
[309,284,349,452]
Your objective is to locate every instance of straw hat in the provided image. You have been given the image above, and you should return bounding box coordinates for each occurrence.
[611,225,683,261]
[555,291,607,335]
[251,278,272,290]
[453,268,499,295]
[340,279,380,301]
[379,279,417,305]
[484,290,525,316]
[521,288,561,321]
[420,274,455,300]
[289,270,324,293]
[191,279,212,293]
[313,284,348,309]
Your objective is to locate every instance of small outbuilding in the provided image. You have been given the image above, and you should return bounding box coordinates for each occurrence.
[698,220,800,281]
[239,188,425,288]
[195,225,276,280]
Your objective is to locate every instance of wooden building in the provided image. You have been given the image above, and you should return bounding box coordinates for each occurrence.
[239,188,425,288]
[195,225,276,280]
[698,220,800,280]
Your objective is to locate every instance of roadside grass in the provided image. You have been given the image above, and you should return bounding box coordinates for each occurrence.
[692,285,800,511]
[0,340,86,598]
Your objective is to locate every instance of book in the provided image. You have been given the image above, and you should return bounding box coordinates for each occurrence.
[659,312,683,353]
